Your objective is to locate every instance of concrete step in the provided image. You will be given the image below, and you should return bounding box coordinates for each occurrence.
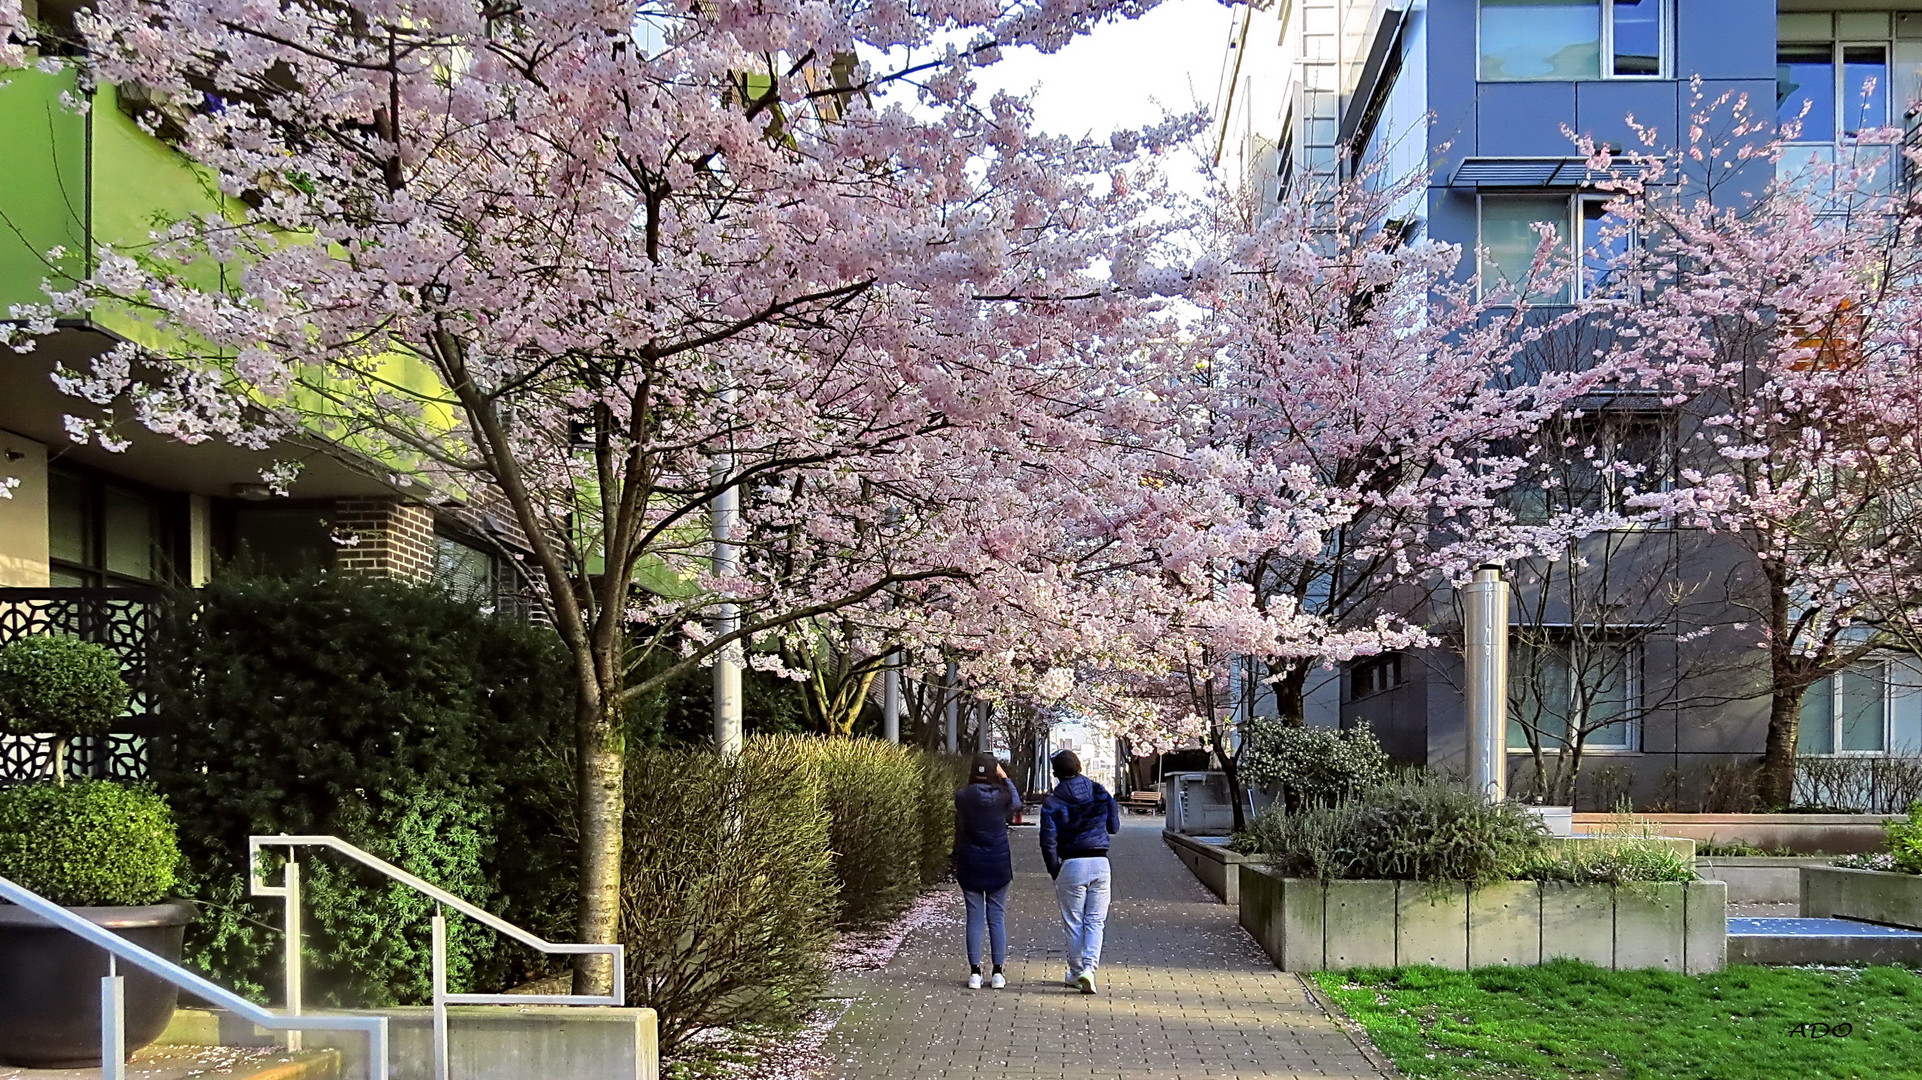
[0,1046,338,1080]
[1728,916,1922,965]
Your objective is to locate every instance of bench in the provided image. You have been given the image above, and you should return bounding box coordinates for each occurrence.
[1119,790,1164,815]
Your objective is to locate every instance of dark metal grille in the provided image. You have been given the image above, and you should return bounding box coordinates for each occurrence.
[0,587,167,784]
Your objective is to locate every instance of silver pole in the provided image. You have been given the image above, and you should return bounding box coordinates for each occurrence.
[712,413,742,757]
[101,958,124,1080]
[944,660,960,753]
[432,908,450,1080]
[1462,563,1510,803]
[882,654,901,743]
[284,857,303,1051]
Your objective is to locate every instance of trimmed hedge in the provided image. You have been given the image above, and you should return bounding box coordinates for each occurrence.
[916,753,970,887]
[0,781,179,906]
[149,573,573,1006]
[621,740,837,1053]
[776,737,926,928]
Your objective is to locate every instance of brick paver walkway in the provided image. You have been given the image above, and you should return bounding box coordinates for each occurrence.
[819,816,1392,1080]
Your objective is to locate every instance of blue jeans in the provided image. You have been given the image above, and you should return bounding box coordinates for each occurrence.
[964,885,1009,967]
[1056,857,1111,974]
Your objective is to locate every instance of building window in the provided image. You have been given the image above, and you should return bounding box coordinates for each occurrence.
[224,505,336,577]
[1350,653,1405,699]
[1777,14,1895,144]
[1508,637,1640,751]
[1798,661,1889,756]
[433,531,510,609]
[1480,0,1669,82]
[1479,194,1636,304]
[47,467,177,587]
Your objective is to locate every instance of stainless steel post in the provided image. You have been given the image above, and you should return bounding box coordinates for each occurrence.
[712,434,742,757]
[882,655,901,743]
[284,857,303,1051]
[101,958,124,1080]
[1462,563,1509,803]
[943,660,959,753]
[432,907,450,1080]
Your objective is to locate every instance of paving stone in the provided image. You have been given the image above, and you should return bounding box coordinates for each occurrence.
[819,819,1390,1080]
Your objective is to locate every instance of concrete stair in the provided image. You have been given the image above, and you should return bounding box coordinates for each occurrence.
[1728,916,1922,965]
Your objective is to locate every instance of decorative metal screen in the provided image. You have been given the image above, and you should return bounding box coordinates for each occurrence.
[0,588,167,784]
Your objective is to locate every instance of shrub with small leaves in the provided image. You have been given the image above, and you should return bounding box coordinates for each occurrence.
[1885,801,1922,875]
[1238,723,1390,810]
[0,781,179,906]
[1521,839,1696,885]
[0,634,131,781]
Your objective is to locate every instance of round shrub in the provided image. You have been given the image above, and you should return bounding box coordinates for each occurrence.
[0,634,130,740]
[1238,723,1390,810]
[0,781,179,906]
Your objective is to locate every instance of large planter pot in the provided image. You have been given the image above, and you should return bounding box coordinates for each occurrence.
[0,900,195,1067]
[1801,865,1922,929]
[1238,869,1726,973]
[1164,831,1270,904]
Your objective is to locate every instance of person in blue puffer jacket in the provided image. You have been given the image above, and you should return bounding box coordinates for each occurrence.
[1038,750,1119,994]
[953,753,1023,989]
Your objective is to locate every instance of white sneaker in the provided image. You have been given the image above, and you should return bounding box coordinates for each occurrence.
[990,972,1006,989]
[1063,969,1079,987]
[1075,971,1096,995]
[968,973,983,989]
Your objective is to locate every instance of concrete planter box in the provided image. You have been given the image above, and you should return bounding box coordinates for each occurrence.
[1239,867,1726,973]
[1571,813,1897,855]
[1802,865,1922,930]
[1164,831,1270,904]
[1698,856,1835,905]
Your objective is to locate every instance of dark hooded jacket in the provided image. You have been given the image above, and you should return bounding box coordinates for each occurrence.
[953,777,1024,892]
[1039,775,1120,878]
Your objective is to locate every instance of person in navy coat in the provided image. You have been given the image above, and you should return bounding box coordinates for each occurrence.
[953,753,1023,988]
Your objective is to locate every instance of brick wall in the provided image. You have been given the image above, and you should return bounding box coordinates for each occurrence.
[331,498,437,581]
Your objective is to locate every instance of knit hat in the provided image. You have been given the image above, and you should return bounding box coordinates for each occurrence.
[1050,749,1081,780]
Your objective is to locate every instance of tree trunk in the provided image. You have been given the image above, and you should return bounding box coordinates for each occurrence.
[1758,567,1799,810]
[571,682,625,996]
[1272,666,1308,727]
[1759,685,1804,810]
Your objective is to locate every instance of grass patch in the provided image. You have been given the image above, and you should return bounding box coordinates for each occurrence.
[1315,961,1922,1079]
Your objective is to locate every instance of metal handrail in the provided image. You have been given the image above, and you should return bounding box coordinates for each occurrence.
[250,834,625,1080]
[0,874,388,1080]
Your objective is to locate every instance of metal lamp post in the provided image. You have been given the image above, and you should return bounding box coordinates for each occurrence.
[1461,563,1509,804]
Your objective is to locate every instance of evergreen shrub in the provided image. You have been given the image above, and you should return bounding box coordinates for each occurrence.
[915,753,970,886]
[149,573,573,1005]
[0,633,131,780]
[1248,775,1548,888]
[620,739,836,1053]
[1238,724,1390,810]
[0,781,179,905]
[782,737,924,927]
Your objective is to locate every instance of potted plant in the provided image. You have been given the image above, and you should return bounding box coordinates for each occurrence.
[0,634,191,1068]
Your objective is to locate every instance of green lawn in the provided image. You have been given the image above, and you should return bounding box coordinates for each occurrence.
[1314,961,1922,1080]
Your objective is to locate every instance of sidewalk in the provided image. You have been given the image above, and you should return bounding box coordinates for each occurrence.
[818,816,1391,1080]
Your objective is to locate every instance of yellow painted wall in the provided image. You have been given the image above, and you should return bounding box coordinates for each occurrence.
[0,430,50,586]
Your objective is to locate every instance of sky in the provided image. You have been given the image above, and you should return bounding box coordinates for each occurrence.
[966,0,1239,193]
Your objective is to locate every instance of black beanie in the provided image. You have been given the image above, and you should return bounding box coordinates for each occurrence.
[1051,750,1081,780]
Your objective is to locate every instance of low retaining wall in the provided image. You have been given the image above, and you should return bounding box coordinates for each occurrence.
[1239,868,1726,973]
[1571,813,1896,854]
[1697,856,1834,905]
[1165,831,1269,904]
[314,1006,658,1080]
[1802,866,1922,930]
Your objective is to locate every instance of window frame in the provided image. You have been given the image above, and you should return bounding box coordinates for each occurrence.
[1777,36,1896,147]
[1477,0,1672,83]
[1349,653,1406,700]
[46,464,182,588]
[1506,633,1644,754]
[1798,660,1893,757]
[1477,191,1642,304]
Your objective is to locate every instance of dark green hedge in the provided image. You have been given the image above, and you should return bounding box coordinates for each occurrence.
[149,573,574,1005]
[0,781,179,906]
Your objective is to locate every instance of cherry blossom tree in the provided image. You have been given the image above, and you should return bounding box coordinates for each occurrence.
[0,0,1231,988]
[1586,89,1922,807]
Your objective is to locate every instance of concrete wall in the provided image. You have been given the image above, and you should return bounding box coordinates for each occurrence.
[0,430,49,587]
[1572,813,1898,855]
[1240,869,1727,973]
[1802,866,1922,931]
[1697,856,1834,905]
[314,1006,659,1080]
[1165,831,1269,905]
